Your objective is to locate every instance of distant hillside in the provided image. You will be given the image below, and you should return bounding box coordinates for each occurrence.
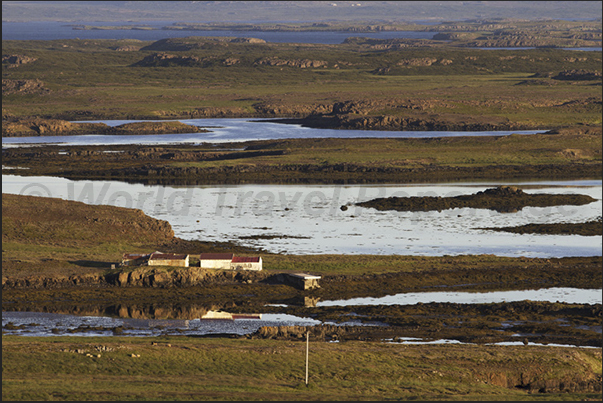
[3,1,602,23]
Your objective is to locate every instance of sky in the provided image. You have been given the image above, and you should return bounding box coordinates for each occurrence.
[3,1,602,23]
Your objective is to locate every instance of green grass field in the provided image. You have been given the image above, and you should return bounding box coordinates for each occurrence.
[3,38,601,126]
[2,336,601,401]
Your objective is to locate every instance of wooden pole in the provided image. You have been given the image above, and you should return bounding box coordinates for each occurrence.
[305,330,309,385]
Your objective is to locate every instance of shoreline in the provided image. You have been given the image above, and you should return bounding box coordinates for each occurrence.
[3,132,601,185]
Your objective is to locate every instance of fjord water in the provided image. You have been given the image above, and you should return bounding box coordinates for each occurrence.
[2,175,601,257]
[3,22,601,51]
[1,21,436,43]
[0,118,547,147]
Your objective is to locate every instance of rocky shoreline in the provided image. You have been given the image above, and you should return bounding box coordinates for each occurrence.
[0,114,535,137]
[479,218,602,236]
[1,119,209,137]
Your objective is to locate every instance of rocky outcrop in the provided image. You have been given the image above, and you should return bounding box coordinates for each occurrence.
[2,79,49,95]
[108,266,271,288]
[229,37,266,44]
[552,69,602,81]
[397,57,438,66]
[1,118,105,137]
[281,113,527,131]
[132,53,203,67]
[181,106,251,118]
[342,37,438,49]
[2,274,105,289]
[141,37,266,52]
[354,185,597,213]
[132,53,241,67]
[254,57,328,68]
[479,217,602,236]
[252,102,332,117]
[114,45,141,51]
[1,118,206,137]
[104,121,209,135]
[2,54,37,68]
[454,32,602,48]
[222,57,240,65]
[2,267,274,289]
[141,38,202,51]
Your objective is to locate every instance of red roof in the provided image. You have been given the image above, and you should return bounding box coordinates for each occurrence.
[231,256,261,263]
[149,253,188,260]
[122,253,149,260]
[199,253,234,260]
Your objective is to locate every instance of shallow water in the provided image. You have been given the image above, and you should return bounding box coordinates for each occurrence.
[0,118,547,147]
[2,175,601,257]
[3,286,600,338]
[316,287,603,307]
[386,338,601,348]
[1,310,330,338]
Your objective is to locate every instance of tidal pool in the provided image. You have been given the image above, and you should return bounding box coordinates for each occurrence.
[1,311,330,338]
[316,287,603,307]
[2,175,601,257]
[3,287,600,338]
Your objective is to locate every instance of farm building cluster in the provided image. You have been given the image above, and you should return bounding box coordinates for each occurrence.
[121,252,262,271]
[120,252,322,289]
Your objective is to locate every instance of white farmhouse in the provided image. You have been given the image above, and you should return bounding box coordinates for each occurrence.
[199,253,234,269]
[148,252,189,267]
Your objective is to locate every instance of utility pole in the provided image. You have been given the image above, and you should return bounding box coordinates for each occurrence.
[305,330,309,386]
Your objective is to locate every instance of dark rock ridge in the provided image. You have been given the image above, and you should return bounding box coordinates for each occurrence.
[272,113,531,131]
[2,119,207,137]
[33,162,602,185]
[2,267,291,289]
[478,217,602,236]
[353,185,597,213]
[140,37,266,52]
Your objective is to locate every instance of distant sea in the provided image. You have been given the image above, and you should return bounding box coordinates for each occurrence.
[4,21,601,51]
[1,21,436,43]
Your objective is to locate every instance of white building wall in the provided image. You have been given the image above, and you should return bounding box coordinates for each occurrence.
[148,257,189,267]
[200,259,232,269]
[230,258,262,271]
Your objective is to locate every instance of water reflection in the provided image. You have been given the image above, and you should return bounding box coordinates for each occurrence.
[201,311,262,320]
[2,310,324,338]
[3,287,600,338]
